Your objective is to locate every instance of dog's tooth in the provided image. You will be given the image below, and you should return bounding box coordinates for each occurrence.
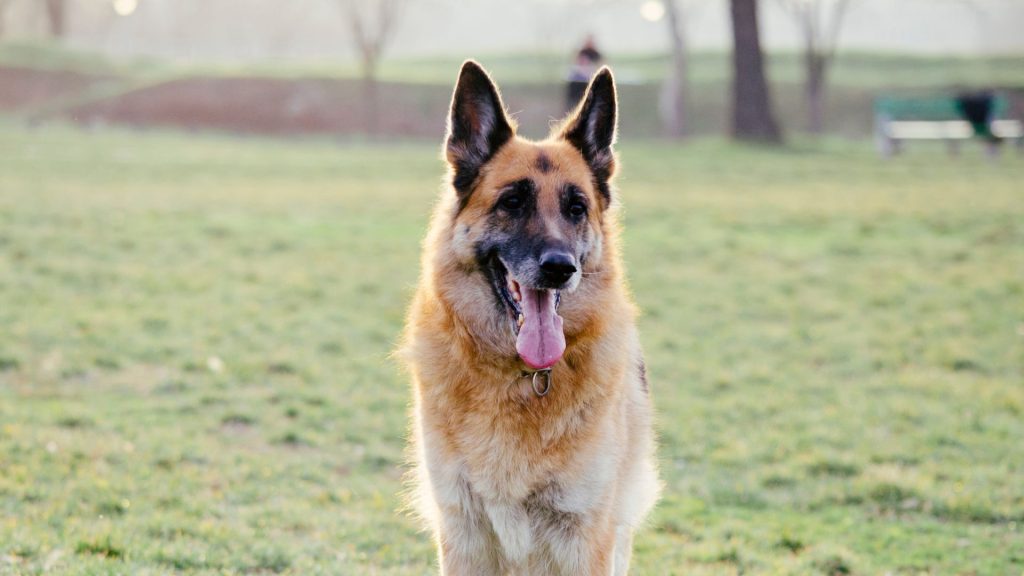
[517,313,524,327]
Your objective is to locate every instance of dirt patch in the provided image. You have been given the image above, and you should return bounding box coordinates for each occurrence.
[56,75,446,137]
[6,65,895,139]
[0,64,687,138]
[0,66,115,112]
[0,67,682,138]
[7,64,1006,139]
[55,75,590,138]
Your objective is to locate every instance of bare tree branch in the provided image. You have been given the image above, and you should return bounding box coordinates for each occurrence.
[660,0,690,138]
[339,0,406,77]
[44,0,65,38]
[823,0,852,60]
[337,0,409,135]
[776,0,857,133]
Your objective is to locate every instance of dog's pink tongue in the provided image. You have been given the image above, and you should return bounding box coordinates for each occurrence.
[516,288,565,370]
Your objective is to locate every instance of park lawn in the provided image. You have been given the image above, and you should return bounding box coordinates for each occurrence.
[0,125,1022,575]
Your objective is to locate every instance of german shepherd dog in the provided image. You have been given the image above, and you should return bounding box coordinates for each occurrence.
[402,61,659,575]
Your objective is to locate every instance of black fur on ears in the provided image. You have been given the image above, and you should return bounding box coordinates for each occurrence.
[559,67,618,208]
[445,60,515,207]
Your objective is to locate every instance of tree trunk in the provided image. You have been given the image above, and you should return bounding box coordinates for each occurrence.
[805,49,827,134]
[660,0,689,139]
[729,0,781,143]
[45,0,66,38]
[361,59,380,136]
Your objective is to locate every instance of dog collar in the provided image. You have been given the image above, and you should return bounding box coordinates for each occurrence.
[523,369,552,397]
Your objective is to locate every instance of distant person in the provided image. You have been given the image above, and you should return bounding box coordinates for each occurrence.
[955,90,997,143]
[566,35,604,111]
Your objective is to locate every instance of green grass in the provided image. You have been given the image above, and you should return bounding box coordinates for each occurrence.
[0,125,1022,574]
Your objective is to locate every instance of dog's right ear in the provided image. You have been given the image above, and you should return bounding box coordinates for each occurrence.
[446,60,514,203]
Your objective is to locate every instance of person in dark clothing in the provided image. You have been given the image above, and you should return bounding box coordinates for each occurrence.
[955,90,997,142]
[567,35,604,111]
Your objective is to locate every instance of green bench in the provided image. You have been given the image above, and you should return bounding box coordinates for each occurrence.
[874,94,1023,157]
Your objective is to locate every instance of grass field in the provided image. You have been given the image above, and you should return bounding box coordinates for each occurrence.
[0,125,1022,575]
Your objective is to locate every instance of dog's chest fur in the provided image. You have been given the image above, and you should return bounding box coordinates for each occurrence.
[444,422,620,566]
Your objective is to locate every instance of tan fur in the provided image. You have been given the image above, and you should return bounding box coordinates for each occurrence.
[401,82,659,576]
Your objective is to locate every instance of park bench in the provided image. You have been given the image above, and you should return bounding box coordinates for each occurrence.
[874,93,1024,157]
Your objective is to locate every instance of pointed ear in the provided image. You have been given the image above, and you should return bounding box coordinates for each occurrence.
[558,67,618,207]
[445,60,515,203]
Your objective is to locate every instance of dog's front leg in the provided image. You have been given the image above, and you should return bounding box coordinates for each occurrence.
[611,526,634,576]
[584,525,617,576]
[436,503,502,575]
[546,517,617,576]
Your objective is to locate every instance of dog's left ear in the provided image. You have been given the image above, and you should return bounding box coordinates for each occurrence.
[446,60,515,204]
[559,67,618,208]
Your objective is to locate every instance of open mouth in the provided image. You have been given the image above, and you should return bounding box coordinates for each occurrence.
[489,258,566,370]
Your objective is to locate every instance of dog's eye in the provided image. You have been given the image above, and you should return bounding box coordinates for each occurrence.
[568,200,587,218]
[500,194,525,212]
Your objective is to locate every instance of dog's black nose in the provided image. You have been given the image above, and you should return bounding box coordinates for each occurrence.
[539,250,577,285]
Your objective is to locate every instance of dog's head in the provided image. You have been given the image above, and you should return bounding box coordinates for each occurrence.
[443,60,618,370]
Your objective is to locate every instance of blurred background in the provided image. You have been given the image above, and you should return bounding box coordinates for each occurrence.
[1,1,1022,575]
[1,0,1023,140]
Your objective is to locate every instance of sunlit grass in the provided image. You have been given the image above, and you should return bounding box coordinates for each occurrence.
[0,126,1022,574]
